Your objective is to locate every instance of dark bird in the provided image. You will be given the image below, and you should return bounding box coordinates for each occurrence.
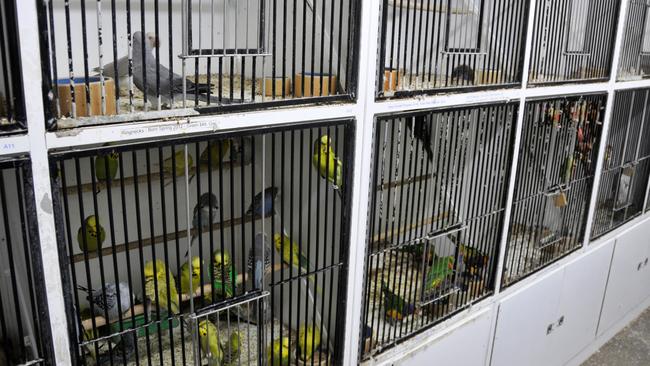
[246,187,279,217]
[406,115,434,162]
[451,64,475,85]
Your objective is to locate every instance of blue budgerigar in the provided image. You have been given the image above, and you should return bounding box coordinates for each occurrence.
[185,192,219,258]
[247,233,272,290]
[246,187,279,217]
[77,282,133,322]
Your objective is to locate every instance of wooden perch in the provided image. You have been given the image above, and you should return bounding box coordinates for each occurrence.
[64,160,243,194]
[81,263,285,331]
[376,173,434,191]
[370,211,451,246]
[71,212,273,263]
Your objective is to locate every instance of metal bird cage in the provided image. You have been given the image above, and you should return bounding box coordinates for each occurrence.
[39,0,359,130]
[0,157,53,365]
[502,94,605,288]
[50,119,354,365]
[376,0,529,98]
[528,0,620,84]
[591,88,650,239]
[618,0,650,81]
[0,0,26,135]
[360,102,517,359]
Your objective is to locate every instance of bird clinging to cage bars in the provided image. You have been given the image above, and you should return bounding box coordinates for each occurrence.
[77,282,133,322]
[144,260,180,315]
[313,135,343,198]
[185,192,219,258]
[246,187,279,217]
[406,115,434,162]
[77,215,106,252]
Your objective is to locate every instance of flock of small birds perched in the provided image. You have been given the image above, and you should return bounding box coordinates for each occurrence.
[73,133,342,365]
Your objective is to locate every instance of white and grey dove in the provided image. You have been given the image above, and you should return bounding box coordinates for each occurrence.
[93,32,158,88]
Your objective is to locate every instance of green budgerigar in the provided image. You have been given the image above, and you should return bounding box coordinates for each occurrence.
[95,150,119,182]
[267,337,290,366]
[424,256,455,293]
[313,135,343,197]
[198,320,223,366]
[222,330,241,365]
[298,324,321,362]
[180,256,204,296]
[200,140,231,167]
[77,215,106,252]
[144,260,180,315]
[212,250,235,300]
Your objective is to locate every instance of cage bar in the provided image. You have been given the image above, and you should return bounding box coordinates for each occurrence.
[528,0,619,85]
[50,119,354,365]
[591,88,650,239]
[0,0,26,134]
[360,102,518,359]
[503,94,606,287]
[39,0,359,130]
[0,157,53,365]
[618,0,650,81]
[376,0,529,98]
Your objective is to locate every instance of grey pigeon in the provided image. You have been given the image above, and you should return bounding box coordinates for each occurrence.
[247,233,272,289]
[132,31,227,109]
[78,282,132,322]
[185,192,219,258]
[230,136,254,166]
[93,32,158,87]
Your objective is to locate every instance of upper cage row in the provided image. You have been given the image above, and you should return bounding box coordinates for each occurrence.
[1,0,650,133]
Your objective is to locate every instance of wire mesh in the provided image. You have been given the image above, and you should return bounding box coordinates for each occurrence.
[377,0,529,98]
[528,0,619,85]
[503,94,605,288]
[591,88,650,239]
[0,0,26,134]
[360,102,518,359]
[618,0,650,81]
[40,0,359,130]
[50,119,353,365]
[0,157,52,365]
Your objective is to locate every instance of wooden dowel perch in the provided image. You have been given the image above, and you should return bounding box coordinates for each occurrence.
[370,211,451,246]
[376,173,434,191]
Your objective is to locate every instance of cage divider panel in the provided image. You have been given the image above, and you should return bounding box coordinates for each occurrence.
[618,0,650,80]
[40,0,358,129]
[528,0,619,84]
[49,119,353,365]
[0,0,26,133]
[592,88,650,239]
[503,94,605,288]
[377,0,528,97]
[0,158,53,365]
[360,102,517,359]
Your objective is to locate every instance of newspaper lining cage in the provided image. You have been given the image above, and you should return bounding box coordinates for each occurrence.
[50,119,354,365]
[528,0,619,84]
[0,157,53,365]
[618,0,650,80]
[40,0,358,129]
[0,0,26,134]
[377,0,529,97]
[503,94,605,287]
[360,102,517,359]
[592,88,650,239]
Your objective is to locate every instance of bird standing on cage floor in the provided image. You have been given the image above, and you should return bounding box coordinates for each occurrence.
[298,324,322,362]
[185,192,219,259]
[381,281,416,325]
[406,114,434,162]
[132,31,230,109]
[313,134,344,199]
[246,187,280,217]
[451,64,475,86]
[77,282,133,323]
[222,330,241,366]
[198,319,224,366]
[268,337,290,366]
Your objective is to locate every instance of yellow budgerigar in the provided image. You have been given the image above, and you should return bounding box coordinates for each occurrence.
[162,149,195,176]
[180,256,203,296]
[298,324,322,362]
[200,139,231,167]
[198,319,223,366]
[267,337,290,366]
[312,135,343,197]
[144,260,180,315]
[273,233,321,294]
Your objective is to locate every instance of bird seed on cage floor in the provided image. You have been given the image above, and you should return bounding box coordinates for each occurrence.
[81,317,289,366]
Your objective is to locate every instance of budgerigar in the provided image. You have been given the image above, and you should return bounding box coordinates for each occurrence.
[267,337,290,366]
[424,256,455,293]
[312,135,343,198]
[274,232,321,294]
[248,233,272,290]
[200,140,231,167]
[246,187,279,217]
[406,115,434,162]
[144,260,180,315]
[185,192,219,258]
[198,320,223,366]
[230,136,253,166]
[77,282,132,322]
[212,250,235,300]
[77,215,106,252]
[298,324,322,361]
[180,256,204,296]
[162,149,195,178]
[222,330,241,365]
[94,150,119,182]
[561,155,575,184]
[381,281,415,323]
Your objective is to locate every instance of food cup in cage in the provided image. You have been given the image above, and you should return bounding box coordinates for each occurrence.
[294,73,338,97]
[57,77,117,118]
